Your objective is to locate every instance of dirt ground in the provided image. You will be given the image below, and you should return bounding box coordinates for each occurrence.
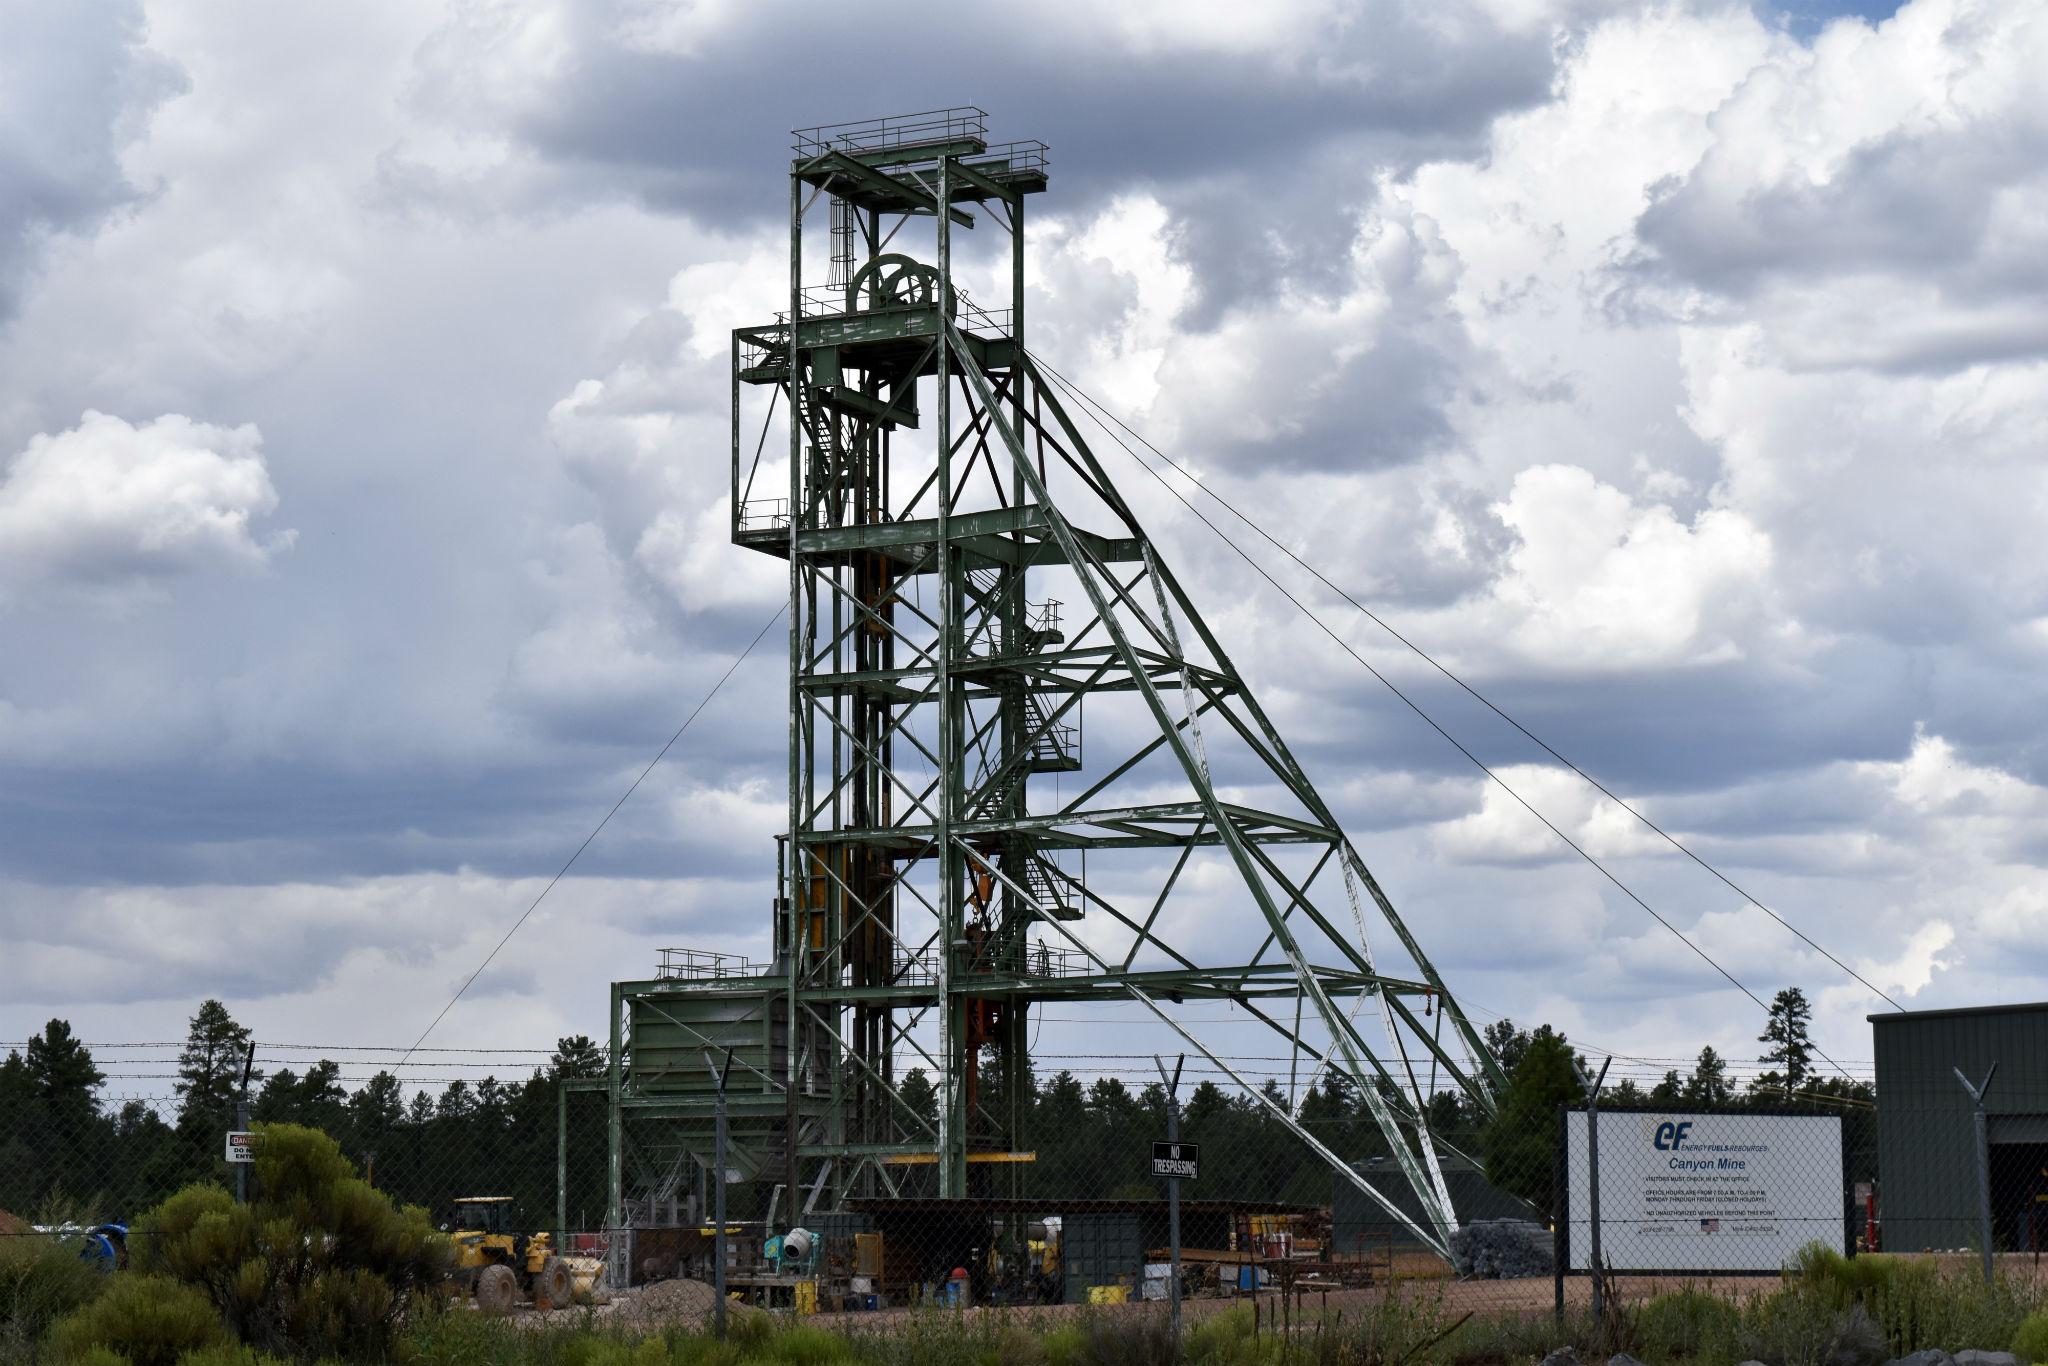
[510,1252,2048,1338]
[800,1274,1769,1334]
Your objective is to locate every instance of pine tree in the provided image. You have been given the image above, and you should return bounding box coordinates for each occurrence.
[254,1068,304,1122]
[473,1076,510,1128]
[175,999,257,1133]
[1182,1078,1228,1127]
[897,1067,939,1128]
[0,1049,31,1109]
[23,1019,103,1112]
[1685,1045,1732,1105]
[350,1072,405,1140]
[1484,1018,1532,1077]
[1758,988,1815,1093]
[434,1080,474,1120]
[1481,1024,1581,1210]
[551,1035,606,1079]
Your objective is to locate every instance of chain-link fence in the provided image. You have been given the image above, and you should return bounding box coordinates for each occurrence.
[9,1052,2043,1335]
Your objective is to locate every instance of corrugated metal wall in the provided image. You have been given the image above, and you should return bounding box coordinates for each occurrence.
[1873,1003,2048,1252]
[1062,1212,1142,1303]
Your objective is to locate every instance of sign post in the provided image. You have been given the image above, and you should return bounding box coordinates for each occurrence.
[233,1040,256,1205]
[704,1048,734,1340]
[1154,1055,1187,1360]
[1575,1056,1612,1336]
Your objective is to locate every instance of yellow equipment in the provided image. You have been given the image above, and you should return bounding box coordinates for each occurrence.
[446,1197,574,1314]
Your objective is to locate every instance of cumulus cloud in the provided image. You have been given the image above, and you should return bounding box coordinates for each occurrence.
[0,0,184,318]
[1617,0,2048,373]
[1484,463,1777,669]
[385,0,1562,219]
[1430,761,1670,865]
[10,0,2048,1084]
[0,410,291,602]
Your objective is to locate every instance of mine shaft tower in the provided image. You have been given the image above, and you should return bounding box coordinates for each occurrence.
[608,108,1505,1257]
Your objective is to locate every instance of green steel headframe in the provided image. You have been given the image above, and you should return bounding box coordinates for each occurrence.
[629,107,1508,1255]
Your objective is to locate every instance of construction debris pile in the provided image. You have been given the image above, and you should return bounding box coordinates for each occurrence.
[1449,1220,1553,1280]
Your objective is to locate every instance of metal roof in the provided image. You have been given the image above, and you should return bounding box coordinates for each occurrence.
[1868,1000,2048,1024]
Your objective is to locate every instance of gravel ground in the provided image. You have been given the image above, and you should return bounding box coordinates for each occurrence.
[516,1256,2048,1338]
[518,1278,768,1333]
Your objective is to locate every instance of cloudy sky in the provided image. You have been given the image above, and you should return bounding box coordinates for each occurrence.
[3,0,2044,1101]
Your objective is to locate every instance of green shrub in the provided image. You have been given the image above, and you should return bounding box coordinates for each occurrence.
[1635,1288,1743,1361]
[1736,1289,1850,1366]
[392,1301,521,1364]
[751,1323,849,1364]
[49,1273,226,1366]
[1037,1321,1087,1366]
[2013,1311,2048,1364]
[131,1124,448,1361]
[0,1231,108,1347]
[1185,1307,1276,1366]
[175,1347,295,1366]
[1784,1245,2035,1357]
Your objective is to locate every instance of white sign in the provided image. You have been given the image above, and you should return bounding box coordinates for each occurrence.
[1566,1111,1842,1272]
[225,1131,257,1164]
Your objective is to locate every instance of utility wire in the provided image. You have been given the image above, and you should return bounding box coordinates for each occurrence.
[1032,360,1874,1079]
[398,607,785,1067]
[1031,353,1900,1014]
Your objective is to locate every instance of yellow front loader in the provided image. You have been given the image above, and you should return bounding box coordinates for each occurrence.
[445,1196,575,1314]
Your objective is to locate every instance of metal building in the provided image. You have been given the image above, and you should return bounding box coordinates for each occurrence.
[1332,1153,1538,1254]
[1871,1001,2048,1252]
[585,107,1508,1268]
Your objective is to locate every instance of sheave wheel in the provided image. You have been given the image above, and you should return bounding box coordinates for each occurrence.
[533,1256,574,1310]
[474,1262,519,1316]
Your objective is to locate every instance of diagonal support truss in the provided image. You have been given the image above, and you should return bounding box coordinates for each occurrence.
[602,108,1514,1264]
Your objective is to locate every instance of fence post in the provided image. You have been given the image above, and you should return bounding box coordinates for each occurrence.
[706,1048,734,1340]
[1576,1057,1612,1340]
[557,1077,569,1246]
[1955,1063,1998,1286]
[1553,1103,1566,1332]
[235,1040,256,1205]
[1156,1054,1185,1361]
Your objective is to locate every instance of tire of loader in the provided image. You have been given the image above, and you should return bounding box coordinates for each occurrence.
[475,1262,519,1316]
[533,1256,574,1310]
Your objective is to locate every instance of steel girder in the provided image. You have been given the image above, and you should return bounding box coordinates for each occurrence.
[707,113,1501,1256]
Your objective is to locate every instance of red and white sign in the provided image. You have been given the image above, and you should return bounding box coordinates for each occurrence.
[225,1131,257,1164]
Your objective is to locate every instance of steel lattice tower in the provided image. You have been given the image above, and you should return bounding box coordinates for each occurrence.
[713,108,1504,1253]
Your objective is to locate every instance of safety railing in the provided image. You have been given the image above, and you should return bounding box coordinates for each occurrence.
[735,499,790,536]
[656,948,772,981]
[793,107,989,158]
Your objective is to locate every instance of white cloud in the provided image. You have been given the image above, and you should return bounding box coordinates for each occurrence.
[1618,0,2048,373]
[0,868,770,1077]
[0,0,184,316]
[1430,761,1669,865]
[497,522,688,731]
[0,410,291,602]
[11,0,2048,1087]
[1485,463,1776,669]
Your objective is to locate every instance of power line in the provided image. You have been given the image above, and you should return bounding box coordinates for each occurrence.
[397,606,785,1068]
[1033,359,1865,1081]
[1032,352,1902,1014]
[84,1043,560,1054]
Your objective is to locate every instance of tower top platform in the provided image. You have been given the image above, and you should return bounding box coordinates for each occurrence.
[791,106,1048,209]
